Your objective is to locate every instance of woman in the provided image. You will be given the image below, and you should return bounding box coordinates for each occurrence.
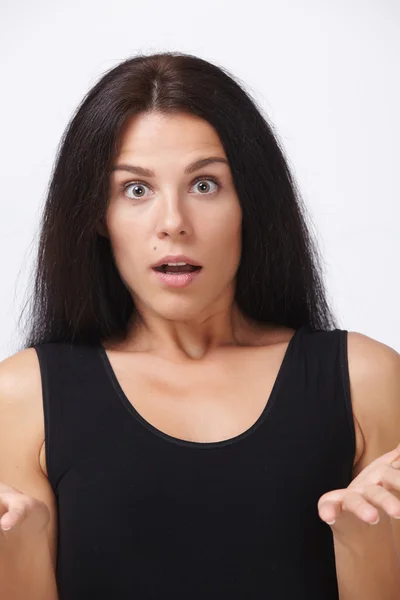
[0,51,399,600]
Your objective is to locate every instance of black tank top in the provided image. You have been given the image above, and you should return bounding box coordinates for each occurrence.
[33,324,356,599]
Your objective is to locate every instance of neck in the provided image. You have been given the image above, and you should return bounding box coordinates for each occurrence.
[106,302,269,362]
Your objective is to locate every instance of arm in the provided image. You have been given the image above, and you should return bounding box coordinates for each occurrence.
[330,332,400,599]
[0,349,59,600]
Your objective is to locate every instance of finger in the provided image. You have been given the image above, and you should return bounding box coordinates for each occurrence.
[361,483,400,520]
[342,489,380,524]
[381,471,400,501]
[381,465,400,491]
[0,495,28,531]
[318,501,342,524]
[0,499,8,521]
[318,489,346,524]
[0,507,25,531]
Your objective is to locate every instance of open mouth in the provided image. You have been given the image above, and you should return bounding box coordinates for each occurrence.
[153,264,202,274]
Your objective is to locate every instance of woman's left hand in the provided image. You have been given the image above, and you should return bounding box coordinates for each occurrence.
[318,443,400,532]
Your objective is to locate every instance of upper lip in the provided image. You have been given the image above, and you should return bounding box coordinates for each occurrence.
[151,255,202,268]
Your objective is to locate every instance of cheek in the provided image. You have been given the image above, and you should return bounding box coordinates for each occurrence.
[107,205,140,250]
[202,210,242,269]
[106,215,143,275]
[206,203,242,244]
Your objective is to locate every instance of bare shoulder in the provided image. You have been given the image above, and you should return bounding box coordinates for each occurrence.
[0,347,57,567]
[346,331,400,475]
[0,346,43,404]
[0,347,45,456]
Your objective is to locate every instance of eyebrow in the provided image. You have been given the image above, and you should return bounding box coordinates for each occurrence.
[110,156,229,177]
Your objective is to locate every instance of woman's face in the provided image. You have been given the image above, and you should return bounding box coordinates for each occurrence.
[104,111,242,322]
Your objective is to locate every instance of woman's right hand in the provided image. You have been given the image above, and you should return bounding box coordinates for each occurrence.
[0,482,50,539]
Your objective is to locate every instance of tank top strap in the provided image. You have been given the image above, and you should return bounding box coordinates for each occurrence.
[33,341,115,493]
[271,325,356,478]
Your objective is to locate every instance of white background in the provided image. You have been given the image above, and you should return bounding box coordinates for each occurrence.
[0,0,399,360]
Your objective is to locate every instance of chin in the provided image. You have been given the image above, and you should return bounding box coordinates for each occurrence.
[158,308,200,322]
[152,299,204,322]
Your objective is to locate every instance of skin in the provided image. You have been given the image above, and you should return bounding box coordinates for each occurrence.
[0,111,400,599]
[100,110,248,360]
[96,110,301,444]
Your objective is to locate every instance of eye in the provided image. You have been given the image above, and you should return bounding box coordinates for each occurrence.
[191,176,221,195]
[122,175,222,201]
[123,182,151,200]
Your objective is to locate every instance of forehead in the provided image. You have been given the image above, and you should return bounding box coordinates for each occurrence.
[115,112,225,157]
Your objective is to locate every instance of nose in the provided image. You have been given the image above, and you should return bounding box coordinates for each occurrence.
[155,193,192,240]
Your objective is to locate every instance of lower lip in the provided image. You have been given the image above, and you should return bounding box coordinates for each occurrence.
[152,268,202,288]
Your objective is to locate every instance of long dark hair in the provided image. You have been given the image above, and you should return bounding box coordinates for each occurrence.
[17,50,337,350]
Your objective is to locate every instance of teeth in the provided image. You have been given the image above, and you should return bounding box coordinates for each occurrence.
[165,262,187,266]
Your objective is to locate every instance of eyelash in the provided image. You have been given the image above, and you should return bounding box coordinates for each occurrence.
[121,175,223,200]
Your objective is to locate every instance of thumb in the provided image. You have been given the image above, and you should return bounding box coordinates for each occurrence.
[0,504,26,532]
[389,443,400,469]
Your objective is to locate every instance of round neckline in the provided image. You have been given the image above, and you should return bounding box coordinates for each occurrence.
[97,326,303,450]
